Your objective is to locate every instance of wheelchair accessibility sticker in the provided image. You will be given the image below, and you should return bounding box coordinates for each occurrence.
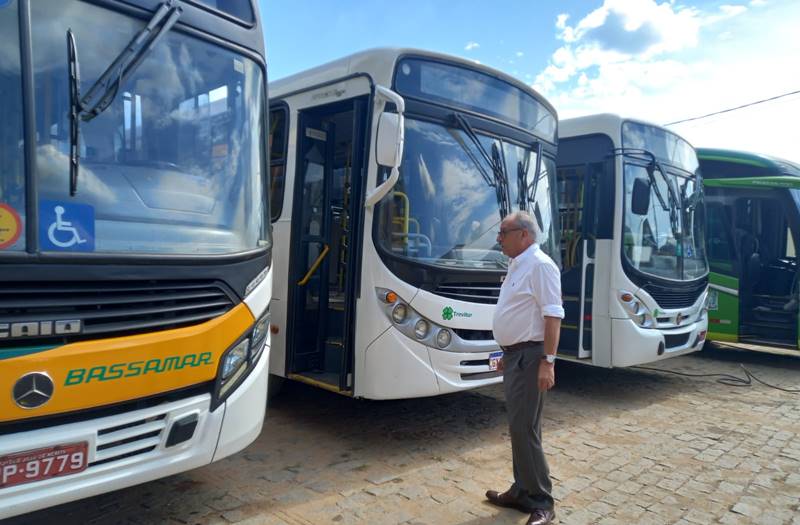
[40,201,95,252]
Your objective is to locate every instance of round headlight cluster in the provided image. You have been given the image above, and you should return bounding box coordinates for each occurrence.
[377,288,455,349]
[619,291,655,328]
[436,328,452,348]
[392,303,408,324]
[414,319,429,339]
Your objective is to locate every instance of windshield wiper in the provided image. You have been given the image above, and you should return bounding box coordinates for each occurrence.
[517,153,529,211]
[66,0,182,195]
[451,113,511,219]
[612,148,680,238]
[524,142,544,209]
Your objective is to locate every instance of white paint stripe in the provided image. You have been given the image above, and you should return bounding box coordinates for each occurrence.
[709,283,739,297]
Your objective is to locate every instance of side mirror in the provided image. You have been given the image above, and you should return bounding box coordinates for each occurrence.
[376,111,404,168]
[366,86,405,208]
[631,178,651,216]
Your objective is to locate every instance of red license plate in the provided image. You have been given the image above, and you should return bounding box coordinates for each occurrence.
[0,442,88,489]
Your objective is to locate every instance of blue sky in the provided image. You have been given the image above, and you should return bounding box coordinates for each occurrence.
[260,0,800,160]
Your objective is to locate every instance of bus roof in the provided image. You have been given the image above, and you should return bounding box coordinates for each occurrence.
[269,47,556,116]
[698,148,800,180]
[558,113,693,147]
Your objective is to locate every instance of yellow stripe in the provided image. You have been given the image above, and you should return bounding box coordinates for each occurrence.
[288,373,351,396]
[707,331,739,343]
[1,303,254,423]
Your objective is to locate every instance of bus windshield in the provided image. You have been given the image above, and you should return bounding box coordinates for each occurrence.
[622,123,707,281]
[29,0,267,255]
[0,1,25,252]
[376,118,558,270]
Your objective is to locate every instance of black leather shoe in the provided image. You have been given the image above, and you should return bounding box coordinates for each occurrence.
[485,489,534,513]
[526,508,556,525]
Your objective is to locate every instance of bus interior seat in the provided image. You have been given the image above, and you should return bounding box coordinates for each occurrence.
[740,235,761,285]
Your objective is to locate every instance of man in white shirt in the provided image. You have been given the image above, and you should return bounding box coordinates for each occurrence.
[485,211,563,525]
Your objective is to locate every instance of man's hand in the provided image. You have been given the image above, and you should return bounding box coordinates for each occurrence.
[538,361,555,392]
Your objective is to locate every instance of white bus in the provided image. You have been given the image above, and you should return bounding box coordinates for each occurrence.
[267,48,560,399]
[1,0,271,518]
[556,114,709,366]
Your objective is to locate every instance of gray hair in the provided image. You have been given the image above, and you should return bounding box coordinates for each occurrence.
[506,210,540,242]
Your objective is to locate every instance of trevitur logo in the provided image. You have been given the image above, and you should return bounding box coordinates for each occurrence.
[441,306,472,321]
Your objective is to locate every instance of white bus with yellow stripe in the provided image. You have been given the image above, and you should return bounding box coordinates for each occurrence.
[267,49,560,398]
[0,0,271,518]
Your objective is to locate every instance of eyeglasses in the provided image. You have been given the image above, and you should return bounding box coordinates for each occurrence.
[497,227,523,237]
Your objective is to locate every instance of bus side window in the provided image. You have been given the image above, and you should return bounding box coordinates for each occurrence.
[269,106,288,221]
[557,165,584,272]
[707,203,736,276]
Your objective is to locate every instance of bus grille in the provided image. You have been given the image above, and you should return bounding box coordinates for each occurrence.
[435,283,501,304]
[642,280,706,309]
[664,332,691,349]
[453,328,494,341]
[91,414,167,467]
[0,280,236,348]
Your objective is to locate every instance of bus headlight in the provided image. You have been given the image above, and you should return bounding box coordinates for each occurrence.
[250,309,271,363]
[436,329,452,348]
[211,309,270,411]
[414,319,429,339]
[392,303,408,324]
[221,339,249,381]
[376,289,460,350]
[252,312,270,345]
[620,291,655,328]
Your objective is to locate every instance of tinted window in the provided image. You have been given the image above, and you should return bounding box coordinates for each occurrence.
[0,0,26,252]
[706,203,736,275]
[395,58,556,142]
[32,0,267,255]
[269,106,287,221]
[622,121,698,174]
[189,0,254,23]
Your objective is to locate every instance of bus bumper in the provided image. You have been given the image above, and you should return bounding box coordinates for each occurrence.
[362,327,501,399]
[0,346,268,520]
[611,317,706,367]
[428,347,503,394]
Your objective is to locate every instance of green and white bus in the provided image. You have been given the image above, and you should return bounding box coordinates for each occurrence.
[700,148,800,350]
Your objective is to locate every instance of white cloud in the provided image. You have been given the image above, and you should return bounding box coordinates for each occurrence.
[750,0,767,6]
[534,0,800,160]
[720,4,747,16]
[465,42,480,51]
[516,51,524,57]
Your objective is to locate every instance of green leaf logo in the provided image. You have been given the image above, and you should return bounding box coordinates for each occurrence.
[442,306,454,321]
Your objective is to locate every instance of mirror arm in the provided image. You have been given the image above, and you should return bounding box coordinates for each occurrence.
[375,85,405,113]
[365,166,399,208]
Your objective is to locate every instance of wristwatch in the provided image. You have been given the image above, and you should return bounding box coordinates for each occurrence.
[541,354,557,364]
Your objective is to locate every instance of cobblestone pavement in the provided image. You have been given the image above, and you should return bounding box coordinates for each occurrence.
[10,345,800,525]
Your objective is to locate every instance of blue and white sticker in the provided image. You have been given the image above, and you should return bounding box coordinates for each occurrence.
[40,200,95,252]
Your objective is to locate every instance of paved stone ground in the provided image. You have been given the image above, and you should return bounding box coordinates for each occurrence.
[10,344,800,525]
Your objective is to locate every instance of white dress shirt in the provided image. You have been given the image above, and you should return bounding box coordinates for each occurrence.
[492,244,565,347]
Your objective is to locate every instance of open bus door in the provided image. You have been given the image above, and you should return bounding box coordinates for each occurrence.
[286,97,369,392]
[705,178,800,349]
[556,134,615,361]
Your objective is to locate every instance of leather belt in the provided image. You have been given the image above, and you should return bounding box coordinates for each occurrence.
[501,341,544,352]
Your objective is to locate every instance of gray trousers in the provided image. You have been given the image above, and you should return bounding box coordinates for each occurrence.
[502,342,554,511]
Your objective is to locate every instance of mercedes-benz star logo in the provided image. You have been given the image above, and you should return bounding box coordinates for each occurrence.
[13,372,54,409]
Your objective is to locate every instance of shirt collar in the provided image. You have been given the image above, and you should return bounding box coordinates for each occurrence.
[509,243,539,267]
